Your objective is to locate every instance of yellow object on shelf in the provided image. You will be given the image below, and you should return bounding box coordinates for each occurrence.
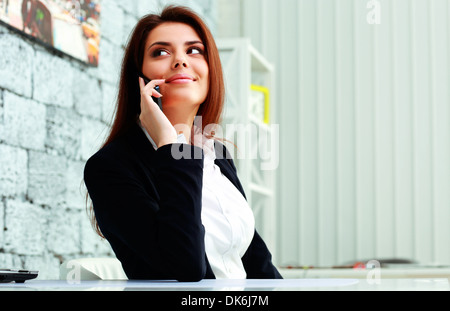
[250,84,270,124]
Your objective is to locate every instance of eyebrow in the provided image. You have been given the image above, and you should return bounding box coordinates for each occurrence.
[147,40,204,51]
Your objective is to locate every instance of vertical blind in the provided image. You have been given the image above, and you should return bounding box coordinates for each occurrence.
[239,0,450,267]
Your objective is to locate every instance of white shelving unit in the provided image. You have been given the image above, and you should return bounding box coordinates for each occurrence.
[217,38,277,254]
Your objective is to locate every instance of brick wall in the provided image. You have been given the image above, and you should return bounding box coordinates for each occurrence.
[0,0,217,280]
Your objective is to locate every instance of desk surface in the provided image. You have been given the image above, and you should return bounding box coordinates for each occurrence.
[280,267,450,279]
[0,278,448,291]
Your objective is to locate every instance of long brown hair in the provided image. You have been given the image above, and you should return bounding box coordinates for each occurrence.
[104,5,224,146]
[88,5,225,237]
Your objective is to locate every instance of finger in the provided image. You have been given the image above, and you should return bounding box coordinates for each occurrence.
[151,87,163,98]
[139,78,158,98]
[143,79,165,97]
[138,77,145,92]
[141,87,162,99]
[144,78,165,89]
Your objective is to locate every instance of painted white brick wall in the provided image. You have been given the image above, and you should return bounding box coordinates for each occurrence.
[1,91,46,151]
[0,145,28,196]
[0,35,33,98]
[0,0,217,279]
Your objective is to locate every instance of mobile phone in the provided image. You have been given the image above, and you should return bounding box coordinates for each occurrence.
[139,73,163,111]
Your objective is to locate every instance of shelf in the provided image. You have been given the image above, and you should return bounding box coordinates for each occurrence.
[218,38,276,252]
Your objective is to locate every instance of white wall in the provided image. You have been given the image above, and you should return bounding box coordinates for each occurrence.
[218,0,450,267]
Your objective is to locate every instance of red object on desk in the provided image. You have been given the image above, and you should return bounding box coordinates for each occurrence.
[352,262,366,269]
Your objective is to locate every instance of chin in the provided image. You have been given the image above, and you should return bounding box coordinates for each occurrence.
[164,91,206,107]
[163,96,203,109]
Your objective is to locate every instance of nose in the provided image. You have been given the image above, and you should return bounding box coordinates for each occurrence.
[172,53,188,69]
[173,62,187,68]
[173,61,188,69]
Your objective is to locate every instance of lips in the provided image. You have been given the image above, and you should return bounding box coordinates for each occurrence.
[165,74,195,84]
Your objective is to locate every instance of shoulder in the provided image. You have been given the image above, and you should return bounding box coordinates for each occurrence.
[84,136,134,181]
[85,123,150,173]
[86,138,123,165]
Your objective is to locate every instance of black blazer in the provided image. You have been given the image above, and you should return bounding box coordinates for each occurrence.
[84,123,282,282]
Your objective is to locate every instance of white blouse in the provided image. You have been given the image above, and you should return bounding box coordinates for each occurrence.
[139,122,255,279]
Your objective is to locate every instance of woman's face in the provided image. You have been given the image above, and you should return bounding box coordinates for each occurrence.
[142,22,209,111]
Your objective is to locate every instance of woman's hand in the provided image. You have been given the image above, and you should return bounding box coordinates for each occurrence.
[138,77,178,148]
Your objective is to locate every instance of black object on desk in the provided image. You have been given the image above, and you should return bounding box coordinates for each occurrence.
[0,269,38,283]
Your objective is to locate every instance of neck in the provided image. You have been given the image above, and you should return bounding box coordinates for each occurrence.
[163,105,199,143]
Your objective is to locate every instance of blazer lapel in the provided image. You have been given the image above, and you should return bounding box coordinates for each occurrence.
[213,142,247,199]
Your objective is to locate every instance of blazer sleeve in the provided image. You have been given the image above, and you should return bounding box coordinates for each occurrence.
[242,231,283,279]
[84,143,206,282]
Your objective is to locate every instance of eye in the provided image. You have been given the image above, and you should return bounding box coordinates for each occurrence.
[187,47,203,55]
[152,49,169,57]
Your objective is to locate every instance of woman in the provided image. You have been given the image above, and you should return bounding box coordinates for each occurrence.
[84,5,282,282]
